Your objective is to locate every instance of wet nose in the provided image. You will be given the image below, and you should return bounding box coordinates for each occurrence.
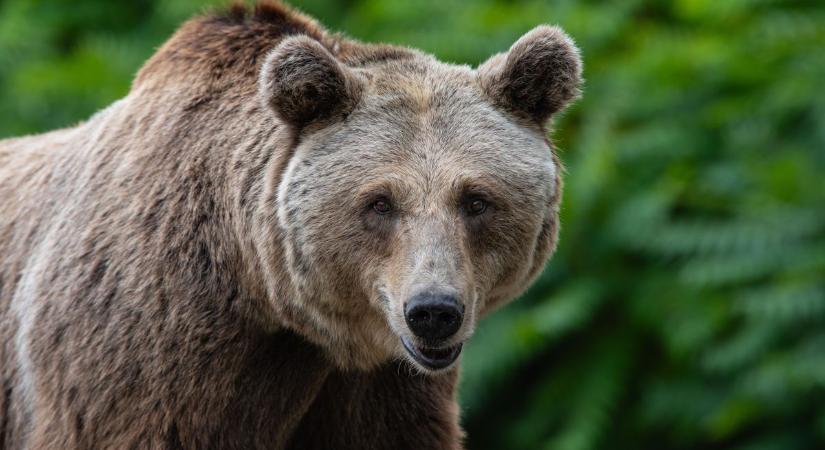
[404,292,464,341]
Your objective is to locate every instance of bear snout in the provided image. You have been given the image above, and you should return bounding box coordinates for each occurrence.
[404,291,464,342]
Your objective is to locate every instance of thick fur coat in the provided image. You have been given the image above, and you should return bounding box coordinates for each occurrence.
[0,2,582,448]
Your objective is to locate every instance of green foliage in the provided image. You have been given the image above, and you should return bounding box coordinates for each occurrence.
[1,0,823,448]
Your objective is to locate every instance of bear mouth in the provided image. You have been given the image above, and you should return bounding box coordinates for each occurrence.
[401,336,463,371]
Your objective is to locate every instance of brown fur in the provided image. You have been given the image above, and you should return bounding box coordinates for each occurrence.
[0,2,581,448]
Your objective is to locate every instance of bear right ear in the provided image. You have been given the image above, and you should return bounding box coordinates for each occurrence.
[478,25,583,125]
[259,36,365,129]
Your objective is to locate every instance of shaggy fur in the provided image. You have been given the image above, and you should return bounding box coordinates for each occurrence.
[0,2,582,448]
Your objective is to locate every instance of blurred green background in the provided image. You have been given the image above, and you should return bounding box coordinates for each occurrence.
[1,0,824,448]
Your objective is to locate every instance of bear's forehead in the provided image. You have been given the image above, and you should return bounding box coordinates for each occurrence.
[307,86,554,196]
[299,58,556,190]
[360,58,479,110]
[341,65,548,163]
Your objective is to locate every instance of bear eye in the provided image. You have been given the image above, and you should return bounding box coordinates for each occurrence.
[466,198,487,216]
[372,198,393,215]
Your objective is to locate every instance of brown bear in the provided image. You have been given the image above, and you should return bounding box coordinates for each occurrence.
[0,2,582,448]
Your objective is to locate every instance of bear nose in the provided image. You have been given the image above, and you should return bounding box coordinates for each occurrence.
[404,293,464,341]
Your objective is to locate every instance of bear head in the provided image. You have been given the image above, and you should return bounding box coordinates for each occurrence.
[255,26,582,372]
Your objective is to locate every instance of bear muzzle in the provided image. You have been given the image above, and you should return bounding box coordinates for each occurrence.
[401,291,465,370]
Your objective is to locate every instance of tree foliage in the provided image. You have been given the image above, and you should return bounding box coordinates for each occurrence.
[1,1,823,449]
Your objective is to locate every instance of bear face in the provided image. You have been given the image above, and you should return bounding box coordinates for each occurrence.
[257,28,581,372]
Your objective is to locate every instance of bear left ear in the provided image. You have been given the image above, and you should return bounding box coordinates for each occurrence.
[259,35,365,129]
[478,25,583,125]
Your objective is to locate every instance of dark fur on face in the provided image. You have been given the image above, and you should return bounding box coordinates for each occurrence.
[0,1,581,448]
